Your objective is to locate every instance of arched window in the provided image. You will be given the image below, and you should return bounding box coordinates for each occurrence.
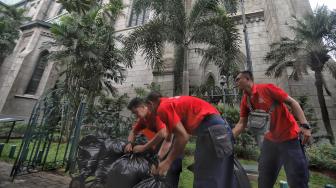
[206,74,215,87]
[25,51,49,95]
[128,1,150,27]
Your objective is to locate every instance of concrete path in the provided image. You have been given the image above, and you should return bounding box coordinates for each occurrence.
[0,162,71,188]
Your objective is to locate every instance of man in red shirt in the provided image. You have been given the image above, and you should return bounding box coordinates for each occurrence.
[233,71,311,188]
[147,92,234,188]
[124,97,182,188]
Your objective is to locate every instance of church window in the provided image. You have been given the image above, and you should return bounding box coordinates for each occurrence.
[25,51,49,95]
[128,2,150,27]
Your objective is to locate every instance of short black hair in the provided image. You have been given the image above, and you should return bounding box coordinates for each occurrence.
[127,97,146,110]
[146,91,162,103]
[238,70,254,81]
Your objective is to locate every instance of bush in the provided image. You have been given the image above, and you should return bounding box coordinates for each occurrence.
[214,103,240,126]
[0,122,26,137]
[307,144,336,172]
[234,132,260,160]
[296,96,323,143]
[215,104,260,160]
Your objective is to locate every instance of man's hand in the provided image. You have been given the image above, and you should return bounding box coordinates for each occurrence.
[133,145,146,153]
[300,128,311,145]
[124,143,133,153]
[151,160,170,176]
[232,117,247,138]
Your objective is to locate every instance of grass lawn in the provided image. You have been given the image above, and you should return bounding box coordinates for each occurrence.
[2,139,335,188]
[0,139,68,165]
[178,156,336,188]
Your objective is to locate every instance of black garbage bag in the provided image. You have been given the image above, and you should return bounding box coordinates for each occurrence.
[133,176,172,188]
[94,138,127,185]
[77,135,106,178]
[105,153,150,188]
[232,158,252,188]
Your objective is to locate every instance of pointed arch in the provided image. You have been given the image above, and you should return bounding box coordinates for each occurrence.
[205,73,216,87]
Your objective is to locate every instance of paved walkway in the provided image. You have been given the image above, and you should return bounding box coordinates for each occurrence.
[0,162,71,188]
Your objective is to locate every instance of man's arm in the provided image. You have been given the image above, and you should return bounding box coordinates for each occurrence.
[284,96,311,144]
[124,129,136,153]
[284,96,308,124]
[157,134,173,160]
[133,128,168,153]
[232,117,248,138]
[154,122,189,176]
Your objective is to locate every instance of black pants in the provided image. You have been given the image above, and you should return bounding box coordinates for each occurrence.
[258,138,309,188]
[166,156,183,188]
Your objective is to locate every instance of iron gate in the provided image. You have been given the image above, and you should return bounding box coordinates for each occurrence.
[10,99,86,179]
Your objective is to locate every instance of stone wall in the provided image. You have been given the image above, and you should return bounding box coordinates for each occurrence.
[0,0,62,117]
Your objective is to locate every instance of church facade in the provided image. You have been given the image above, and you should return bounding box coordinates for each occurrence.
[0,0,335,136]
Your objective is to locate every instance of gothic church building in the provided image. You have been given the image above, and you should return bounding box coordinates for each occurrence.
[0,0,335,137]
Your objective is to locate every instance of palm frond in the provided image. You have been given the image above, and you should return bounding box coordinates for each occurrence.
[188,0,218,27]
[324,59,336,79]
[57,0,96,14]
[132,0,167,14]
[190,11,238,45]
[264,37,311,79]
[191,10,239,70]
[265,38,302,62]
[123,18,165,70]
[291,6,335,46]
[218,0,238,14]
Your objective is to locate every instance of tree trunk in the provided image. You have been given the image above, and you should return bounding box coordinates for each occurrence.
[182,45,189,95]
[173,46,184,95]
[0,55,5,67]
[314,71,335,145]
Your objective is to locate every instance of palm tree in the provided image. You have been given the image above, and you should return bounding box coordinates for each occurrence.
[124,0,240,95]
[49,0,131,112]
[57,0,97,14]
[0,4,28,65]
[264,6,336,144]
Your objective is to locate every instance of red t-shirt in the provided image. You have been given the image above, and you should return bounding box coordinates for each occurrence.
[133,113,166,137]
[156,96,220,134]
[240,84,300,142]
[141,129,156,140]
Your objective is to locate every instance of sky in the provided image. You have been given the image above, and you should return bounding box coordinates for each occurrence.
[309,0,336,10]
[0,0,22,5]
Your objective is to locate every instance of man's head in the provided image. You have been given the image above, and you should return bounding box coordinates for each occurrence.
[127,97,150,119]
[146,91,162,110]
[235,70,254,90]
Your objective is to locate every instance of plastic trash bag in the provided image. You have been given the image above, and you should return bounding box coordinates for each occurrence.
[133,176,172,188]
[94,138,127,184]
[105,153,150,188]
[232,158,252,188]
[77,135,106,177]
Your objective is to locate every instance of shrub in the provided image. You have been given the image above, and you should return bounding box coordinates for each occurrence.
[0,122,27,137]
[214,103,240,125]
[307,144,336,171]
[296,96,323,143]
[234,132,260,160]
[215,104,260,160]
